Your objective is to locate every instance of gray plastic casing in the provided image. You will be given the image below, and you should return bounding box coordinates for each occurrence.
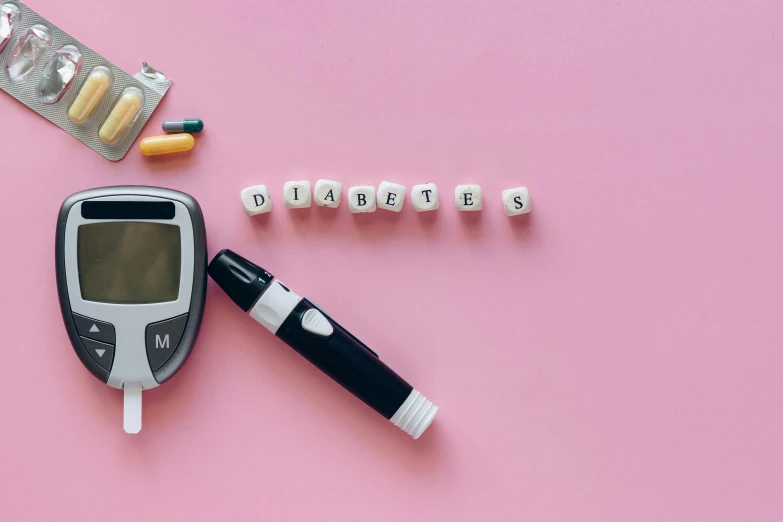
[55,186,207,388]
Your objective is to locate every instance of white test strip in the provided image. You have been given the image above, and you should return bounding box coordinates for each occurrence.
[123,382,143,434]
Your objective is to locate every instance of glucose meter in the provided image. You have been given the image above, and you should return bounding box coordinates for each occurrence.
[56,186,207,433]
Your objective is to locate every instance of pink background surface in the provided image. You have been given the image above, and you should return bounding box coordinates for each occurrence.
[1,0,782,520]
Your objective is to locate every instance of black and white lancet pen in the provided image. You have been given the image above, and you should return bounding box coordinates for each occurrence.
[208,249,439,439]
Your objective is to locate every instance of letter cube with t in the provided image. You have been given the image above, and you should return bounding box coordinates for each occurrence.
[314,179,342,207]
[455,184,482,211]
[411,183,439,212]
[377,181,406,212]
[502,186,532,216]
[284,181,312,208]
[348,186,377,213]
[241,185,272,215]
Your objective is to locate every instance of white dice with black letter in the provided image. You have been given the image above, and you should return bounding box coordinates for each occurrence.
[314,179,342,207]
[377,181,406,212]
[284,181,312,208]
[502,186,532,216]
[455,184,482,211]
[348,186,377,213]
[411,183,439,212]
[241,185,272,215]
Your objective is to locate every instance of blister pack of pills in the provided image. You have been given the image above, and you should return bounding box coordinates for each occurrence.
[0,1,171,161]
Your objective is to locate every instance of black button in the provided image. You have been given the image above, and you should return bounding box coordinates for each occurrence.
[145,314,188,371]
[81,337,115,372]
[73,314,115,345]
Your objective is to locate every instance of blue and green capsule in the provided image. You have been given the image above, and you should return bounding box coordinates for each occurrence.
[162,118,203,133]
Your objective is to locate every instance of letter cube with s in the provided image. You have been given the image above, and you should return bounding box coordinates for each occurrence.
[502,187,532,216]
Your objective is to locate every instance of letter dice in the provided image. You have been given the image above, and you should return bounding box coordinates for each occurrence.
[284,181,312,209]
[241,185,272,215]
[455,184,482,211]
[314,179,342,207]
[502,187,532,216]
[348,186,377,213]
[411,183,439,212]
[377,181,406,212]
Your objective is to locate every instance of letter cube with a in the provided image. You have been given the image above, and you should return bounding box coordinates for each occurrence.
[314,179,342,207]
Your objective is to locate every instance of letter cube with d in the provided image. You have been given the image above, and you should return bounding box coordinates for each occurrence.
[241,185,272,215]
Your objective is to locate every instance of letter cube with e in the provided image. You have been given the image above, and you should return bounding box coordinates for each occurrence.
[502,186,532,216]
[348,186,377,213]
[377,181,406,212]
[284,181,312,208]
[411,183,439,212]
[455,184,482,211]
[241,185,272,216]
[314,179,342,207]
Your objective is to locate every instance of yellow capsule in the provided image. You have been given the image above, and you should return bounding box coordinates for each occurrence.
[99,87,144,145]
[68,67,112,124]
[139,133,195,156]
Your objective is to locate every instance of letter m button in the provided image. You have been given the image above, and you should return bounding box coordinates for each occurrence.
[145,315,189,371]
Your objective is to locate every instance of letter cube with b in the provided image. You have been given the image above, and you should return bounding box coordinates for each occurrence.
[314,179,342,207]
[455,184,482,211]
[241,185,272,215]
[284,181,312,209]
[377,181,406,212]
[502,186,532,216]
[348,186,377,213]
[411,183,439,212]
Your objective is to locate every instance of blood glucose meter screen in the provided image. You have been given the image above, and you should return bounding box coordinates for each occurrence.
[77,222,181,304]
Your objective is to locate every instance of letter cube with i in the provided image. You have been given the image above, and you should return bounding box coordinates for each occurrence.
[241,185,272,215]
[411,183,439,212]
[314,179,342,207]
[284,181,312,208]
[377,181,406,212]
[502,187,532,216]
[348,186,377,213]
[455,184,482,211]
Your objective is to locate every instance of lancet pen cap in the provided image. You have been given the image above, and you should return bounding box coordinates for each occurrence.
[208,249,274,312]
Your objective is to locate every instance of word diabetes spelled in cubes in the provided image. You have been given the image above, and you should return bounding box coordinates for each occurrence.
[241,182,532,217]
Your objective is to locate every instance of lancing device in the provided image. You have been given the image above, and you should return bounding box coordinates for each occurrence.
[208,249,439,439]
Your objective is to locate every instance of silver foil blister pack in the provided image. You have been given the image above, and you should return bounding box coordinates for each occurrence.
[0,1,171,161]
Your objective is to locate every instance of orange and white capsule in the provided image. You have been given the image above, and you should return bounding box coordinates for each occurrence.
[99,87,144,145]
[139,133,195,156]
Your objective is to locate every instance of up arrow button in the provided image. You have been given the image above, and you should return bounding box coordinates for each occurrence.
[72,314,115,344]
